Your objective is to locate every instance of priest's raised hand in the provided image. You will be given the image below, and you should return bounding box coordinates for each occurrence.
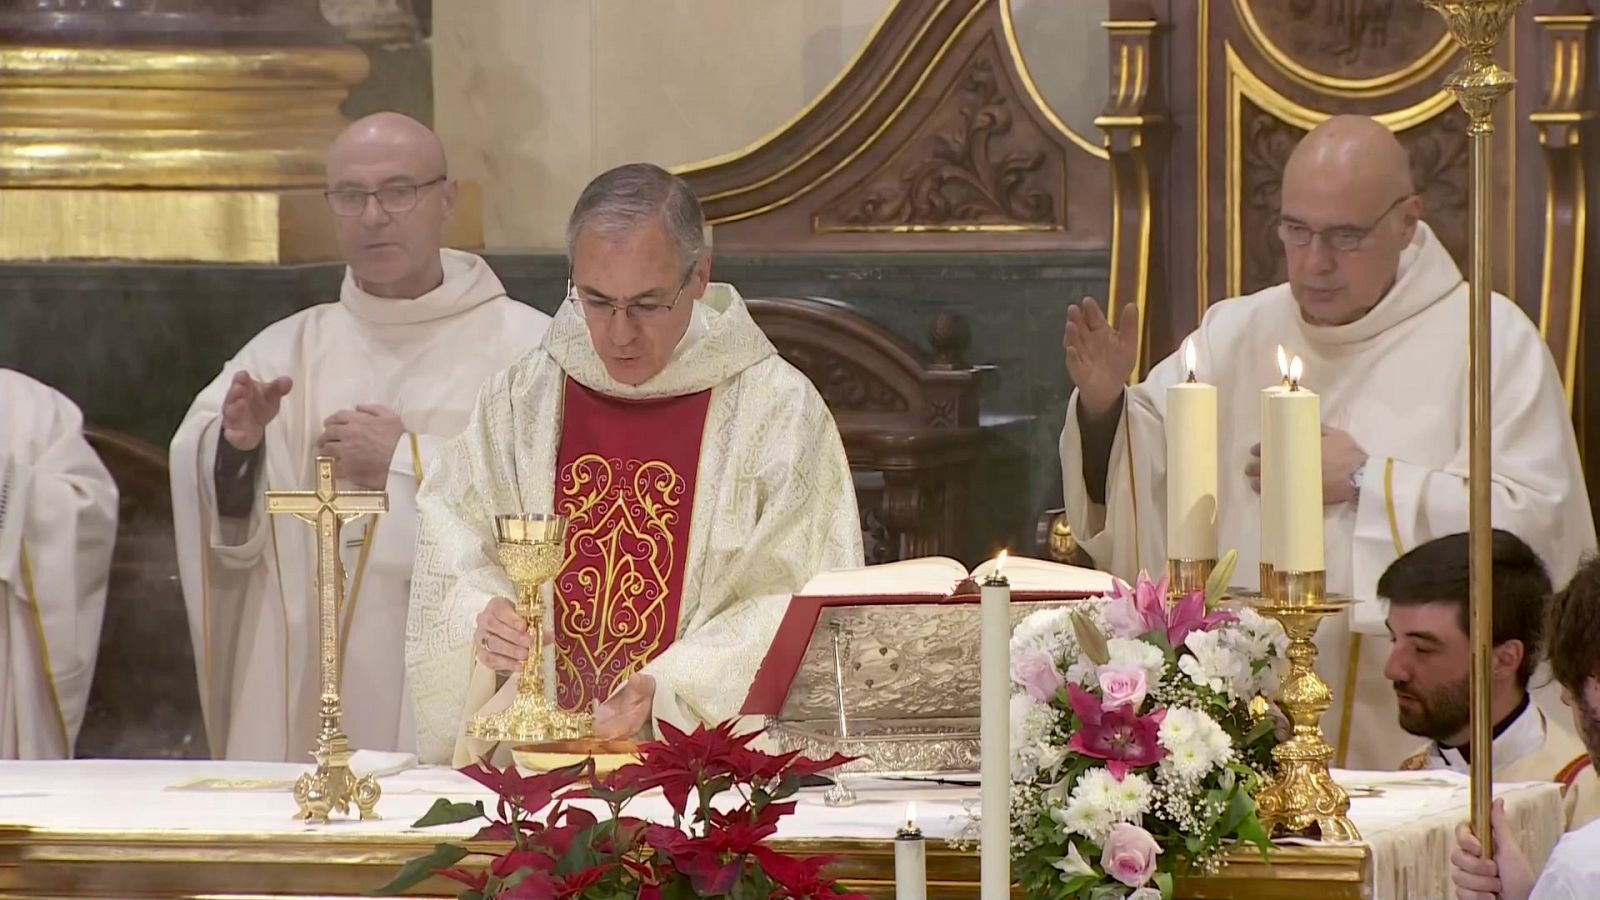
[1063,297,1139,419]
[219,371,292,451]
[317,404,406,490]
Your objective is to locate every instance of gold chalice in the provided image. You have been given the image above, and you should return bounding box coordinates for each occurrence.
[467,514,595,744]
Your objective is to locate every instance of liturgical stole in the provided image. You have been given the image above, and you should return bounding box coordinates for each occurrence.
[552,378,713,710]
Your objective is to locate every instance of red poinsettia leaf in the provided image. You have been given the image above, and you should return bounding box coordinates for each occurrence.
[686,857,743,896]
[499,867,561,900]
[784,751,857,780]
[556,865,609,898]
[490,849,556,880]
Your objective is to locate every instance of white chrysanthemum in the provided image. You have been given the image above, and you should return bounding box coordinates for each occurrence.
[1010,607,1073,658]
[1009,693,1061,780]
[1106,771,1154,820]
[1055,795,1116,843]
[1181,629,1248,697]
[1166,740,1215,780]
[1158,706,1232,781]
[1158,706,1200,749]
[1105,637,1167,685]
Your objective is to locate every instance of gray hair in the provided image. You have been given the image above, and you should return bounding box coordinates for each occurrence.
[564,163,706,270]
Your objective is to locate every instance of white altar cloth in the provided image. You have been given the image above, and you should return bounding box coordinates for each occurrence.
[0,760,1567,900]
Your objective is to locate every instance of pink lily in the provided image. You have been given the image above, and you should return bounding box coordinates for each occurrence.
[1065,683,1168,779]
[1108,573,1236,646]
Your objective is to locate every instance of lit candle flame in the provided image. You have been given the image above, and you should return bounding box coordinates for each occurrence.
[906,801,918,828]
[1288,355,1304,389]
[994,550,1008,574]
[1183,337,1197,382]
[1277,344,1290,384]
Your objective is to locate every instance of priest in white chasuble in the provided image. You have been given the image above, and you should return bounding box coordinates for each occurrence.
[407,163,863,766]
[0,369,117,759]
[1060,115,1595,769]
[170,113,550,761]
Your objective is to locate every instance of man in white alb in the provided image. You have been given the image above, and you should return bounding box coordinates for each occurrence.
[170,112,550,761]
[407,163,863,766]
[0,369,117,759]
[1060,115,1595,769]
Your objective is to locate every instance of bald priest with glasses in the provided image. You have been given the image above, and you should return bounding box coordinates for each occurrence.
[171,113,550,761]
[406,163,863,766]
[1059,114,1595,770]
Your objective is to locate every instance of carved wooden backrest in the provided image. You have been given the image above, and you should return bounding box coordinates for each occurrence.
[675,0,1110,254]
[78,427,207,758]
[746,297,983,561]
[1106,0,1598,495]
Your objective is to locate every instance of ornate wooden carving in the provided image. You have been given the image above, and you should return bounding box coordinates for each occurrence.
[1242,0,1448,76]
[747,296,984,560]
[675,0,1109,253]
[814,44,1063,234]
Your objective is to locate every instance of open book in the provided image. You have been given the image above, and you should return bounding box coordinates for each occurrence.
[740,556,1117,716]
[792,553,1118,598]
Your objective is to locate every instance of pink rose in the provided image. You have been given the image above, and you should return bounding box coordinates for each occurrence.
[1097,665,1149,712]
[1012,652,1066,703]
[1101,823,1162,888]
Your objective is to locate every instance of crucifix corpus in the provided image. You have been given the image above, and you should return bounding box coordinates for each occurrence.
[266,455,389,824]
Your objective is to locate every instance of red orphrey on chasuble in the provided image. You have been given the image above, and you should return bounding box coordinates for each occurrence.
[552,378,713,710]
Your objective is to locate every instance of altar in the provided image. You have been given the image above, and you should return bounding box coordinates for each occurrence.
[0,760,1565,900]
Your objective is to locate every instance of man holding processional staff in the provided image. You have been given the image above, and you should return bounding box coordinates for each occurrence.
[1060,115,1595,771]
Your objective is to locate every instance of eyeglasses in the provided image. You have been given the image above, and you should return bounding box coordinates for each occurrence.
[323,175,447,217]
[1277,194,1414,253]
[567,263,696,323]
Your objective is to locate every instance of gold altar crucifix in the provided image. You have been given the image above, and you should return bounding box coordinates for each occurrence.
[265,456,388,824]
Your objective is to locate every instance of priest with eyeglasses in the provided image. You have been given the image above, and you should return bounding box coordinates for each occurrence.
[170,112,550,762]
[407,162,863,766]
[1058,114,1595,770]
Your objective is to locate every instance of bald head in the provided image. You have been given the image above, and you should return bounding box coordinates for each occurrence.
[1284,114,1414,199]
[327,111,447,176]
[323,112,456,300]
[1278,115,1422,326]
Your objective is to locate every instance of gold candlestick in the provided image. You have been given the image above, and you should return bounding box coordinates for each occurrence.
[1419,0,1523,856]
[1167,557,1216,599]
[1251,571,1359,841]
[467,514,594,744]
[265,456,387,824]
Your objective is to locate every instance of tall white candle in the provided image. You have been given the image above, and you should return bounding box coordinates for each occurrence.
[1258,345,1290,577]
[980,553,1011,900]
[1166,337,1218,560]
[895,801,927,900]
[1266,356,1323,573]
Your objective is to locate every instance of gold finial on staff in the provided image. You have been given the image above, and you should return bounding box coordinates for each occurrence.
[1417,0,1525,858]
[266,456,388,824]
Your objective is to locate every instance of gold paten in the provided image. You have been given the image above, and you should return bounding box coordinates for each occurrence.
[466,515,595,745]
[265,457,387,825]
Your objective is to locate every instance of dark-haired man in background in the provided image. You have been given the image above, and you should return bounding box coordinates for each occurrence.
[1382,530,1598,829]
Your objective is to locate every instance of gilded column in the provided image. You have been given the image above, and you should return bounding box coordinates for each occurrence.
[0,0,454,262]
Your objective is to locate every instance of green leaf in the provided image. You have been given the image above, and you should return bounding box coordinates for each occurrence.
[1238,810,1274,856]
[1071,611,1111,666]
[411,798,486,829]
[366,843,469,896]
[1218,784,1255,837]
[1156,870,1175,900]
[554,820,610,876]
[1205,549,1238,608]
[1245,714,1278,747]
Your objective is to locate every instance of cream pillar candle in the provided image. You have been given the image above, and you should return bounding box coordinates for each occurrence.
[1259,345,1290,580]
[979,553,1011,900]
[895,802,927,900]
[1166,337,1218,560]
[1267,356,1323,573]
